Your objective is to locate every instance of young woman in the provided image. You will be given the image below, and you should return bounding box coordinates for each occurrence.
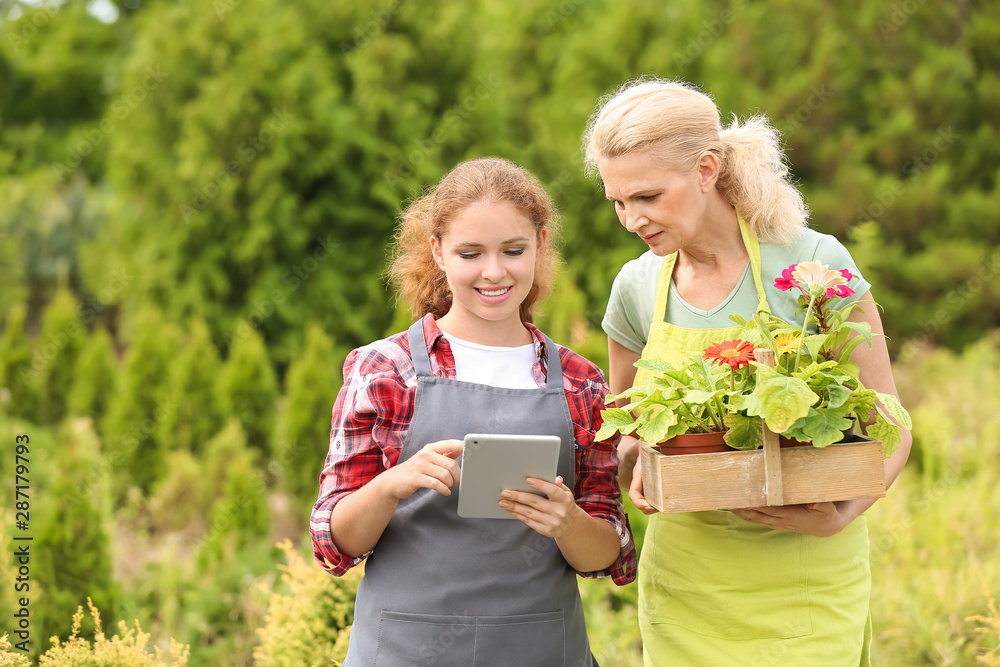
[584,78,912,664]
[310,158,636,666]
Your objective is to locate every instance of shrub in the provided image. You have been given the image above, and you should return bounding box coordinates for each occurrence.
[68,325,117,430]
[0,304,37,421]
[101,304,179,498]
[159,317,224,455]
[37,598,189,666]
[278,321,342,500]
[219,329,278,457]
[253,539,360,667]
[36,288,85,424]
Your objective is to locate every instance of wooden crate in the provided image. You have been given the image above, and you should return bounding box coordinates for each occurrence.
[639,436,886,513]
[638,348,886,514]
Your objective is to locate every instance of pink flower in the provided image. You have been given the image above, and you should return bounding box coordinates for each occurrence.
[839,268,853,282]
[774,264,799,291]
[825,284,855,298]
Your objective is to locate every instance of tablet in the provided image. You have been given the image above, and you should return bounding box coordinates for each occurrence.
[457,433,561,520]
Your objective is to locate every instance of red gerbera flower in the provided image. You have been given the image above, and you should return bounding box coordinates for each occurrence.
[703,339,756,369]
[774,264,799,291]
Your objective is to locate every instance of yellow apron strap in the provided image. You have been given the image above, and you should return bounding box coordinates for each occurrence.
[738,215,772,317]
[652,251,678,323]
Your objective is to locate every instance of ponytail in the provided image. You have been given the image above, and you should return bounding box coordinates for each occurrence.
[717,115,808,244]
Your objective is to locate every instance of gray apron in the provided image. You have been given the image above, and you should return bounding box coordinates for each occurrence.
[343,320,593,666]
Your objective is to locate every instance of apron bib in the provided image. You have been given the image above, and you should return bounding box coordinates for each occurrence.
[344,320,593,667]
[637,218,873,666]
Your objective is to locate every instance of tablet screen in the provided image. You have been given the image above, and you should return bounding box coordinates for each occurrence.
[457,433,561,520]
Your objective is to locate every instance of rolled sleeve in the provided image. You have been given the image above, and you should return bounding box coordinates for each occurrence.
[567,363,638,585]
[310,342,411,576]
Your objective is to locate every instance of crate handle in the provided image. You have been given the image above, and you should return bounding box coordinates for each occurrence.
[754,348,784,506]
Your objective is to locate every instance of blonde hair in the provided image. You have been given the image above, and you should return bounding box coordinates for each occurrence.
[389,158,560,322]
[583,78,808,244]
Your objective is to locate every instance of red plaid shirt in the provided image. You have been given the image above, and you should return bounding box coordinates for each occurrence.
[311,314,636,585]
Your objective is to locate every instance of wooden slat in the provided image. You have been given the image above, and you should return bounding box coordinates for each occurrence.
[754,348,784,506]
[641,438,886,513]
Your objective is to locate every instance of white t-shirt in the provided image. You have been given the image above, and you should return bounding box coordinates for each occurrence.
[442,333,538,389]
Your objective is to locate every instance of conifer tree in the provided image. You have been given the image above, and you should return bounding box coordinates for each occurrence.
[279,322,343,500]
[101,304,178,498]
[32,419,118,664]
[197,419,270,565]
[160,316,224,455]
[218,328,278,458]
[67,325,117,431]
[36,288,86,424]
[0,304,37,422]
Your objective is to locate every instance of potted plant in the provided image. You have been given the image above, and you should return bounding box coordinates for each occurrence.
[595,338,765,454]
[597,261,911,459]
[731,260,911,457]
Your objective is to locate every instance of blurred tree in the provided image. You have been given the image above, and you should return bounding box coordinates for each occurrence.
[159,316,224,455]
[198,419,270,560]
[101,303,178,499]
[218,328,278,457]
[67,325,117,430]
[0,303,37,420]
[277,321,343,500]
[35,287,85,424]
[31,418,118,664]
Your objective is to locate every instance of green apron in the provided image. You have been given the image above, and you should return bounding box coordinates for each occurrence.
[635,218,873,666]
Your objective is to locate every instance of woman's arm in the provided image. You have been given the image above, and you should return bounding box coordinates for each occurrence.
[329,439,464,557]
[732,291,913,536]
[609,336,657,513]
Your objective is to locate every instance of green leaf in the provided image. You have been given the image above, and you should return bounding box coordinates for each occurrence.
[753,312,778,354]
[834,334,870,364]
[756,375,818,432]
[868,416,901,459]
[682,389,718,405]
[635,405,677,445]
[825,384,852,409]
[802,334,829,361]
[595,408,638,441]
[723,413,763,450]
[792,359,838,381]
[875,391,913,429]
[729,392,764,417]
[793,407,853,448]
[634,358,674,373]
[838,321,873,348]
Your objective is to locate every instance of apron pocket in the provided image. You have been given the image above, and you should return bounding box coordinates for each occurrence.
[474,610,565,666]
[375,610,566,667]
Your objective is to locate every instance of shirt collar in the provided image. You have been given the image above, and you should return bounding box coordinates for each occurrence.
[420,313,550,360]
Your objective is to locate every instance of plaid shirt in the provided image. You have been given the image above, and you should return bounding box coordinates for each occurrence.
[311,314,636,585]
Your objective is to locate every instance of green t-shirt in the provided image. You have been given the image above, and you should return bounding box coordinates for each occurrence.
[602,228,872,354]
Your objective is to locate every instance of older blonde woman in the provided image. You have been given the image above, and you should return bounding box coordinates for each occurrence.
[585,79,911,665]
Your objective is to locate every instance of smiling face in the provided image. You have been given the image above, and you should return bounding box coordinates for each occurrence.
[598,151,717,256]
[430,199,544,345]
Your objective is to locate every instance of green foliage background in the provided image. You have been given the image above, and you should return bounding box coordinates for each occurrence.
[1,0,999,664]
